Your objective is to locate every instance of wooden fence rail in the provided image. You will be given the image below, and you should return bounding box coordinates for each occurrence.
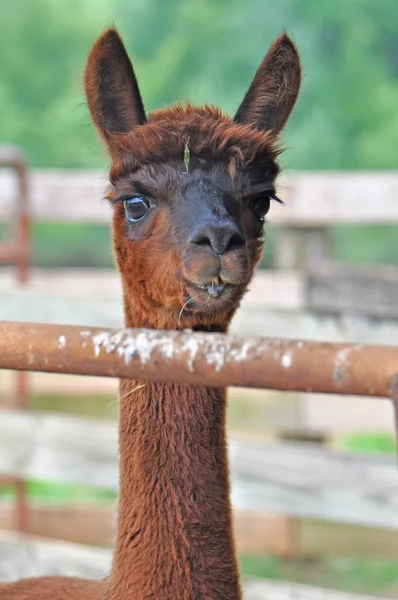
[0,532,393,599]
[3,168,398,289]
[2,169,398,225]
[0,410,397,530]
[2,268,398,351]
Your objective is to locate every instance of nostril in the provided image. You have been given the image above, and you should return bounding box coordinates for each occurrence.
[190,226,245,255]
[227,232,246,252]
[191,233,211,248]
[211,228,245,255]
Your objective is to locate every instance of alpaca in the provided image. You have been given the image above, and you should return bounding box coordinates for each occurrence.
[1,28,301,600]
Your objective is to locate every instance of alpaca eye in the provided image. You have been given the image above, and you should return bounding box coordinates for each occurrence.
[252,196,271,220]
[124,197,149,222]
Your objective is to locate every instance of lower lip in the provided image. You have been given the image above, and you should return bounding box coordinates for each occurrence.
[185,283,235,307]
[196,283,226,298]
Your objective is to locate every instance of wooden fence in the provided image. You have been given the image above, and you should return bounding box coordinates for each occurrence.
[0,323,397,600]
[1,410,397,531]
[2,167,398,317]
[1,167,398,599]
[2,169,398,225]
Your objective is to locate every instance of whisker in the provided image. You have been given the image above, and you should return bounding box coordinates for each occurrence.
[178,292,204,327]
[106,384,147,407]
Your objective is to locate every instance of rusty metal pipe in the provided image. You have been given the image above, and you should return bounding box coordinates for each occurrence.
[1,321,398,396]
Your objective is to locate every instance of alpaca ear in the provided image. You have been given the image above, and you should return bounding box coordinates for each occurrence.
[234,33,301,137]
[85,29,146,150]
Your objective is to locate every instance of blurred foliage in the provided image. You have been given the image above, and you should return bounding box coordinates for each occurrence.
[2,0,398,170]
[2,0,398,267]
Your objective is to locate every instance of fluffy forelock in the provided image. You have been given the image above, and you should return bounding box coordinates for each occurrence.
[108,103,282,180]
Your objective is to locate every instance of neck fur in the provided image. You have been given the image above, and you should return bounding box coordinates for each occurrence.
[107,301,241,599]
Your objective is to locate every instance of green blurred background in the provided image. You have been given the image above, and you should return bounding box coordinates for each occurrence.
[4,0,398,170]
[2,0,398,267]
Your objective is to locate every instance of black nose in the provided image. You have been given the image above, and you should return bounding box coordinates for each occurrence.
[189,222,245,255]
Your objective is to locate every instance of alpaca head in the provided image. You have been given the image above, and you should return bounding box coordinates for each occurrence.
[85,29,301,331]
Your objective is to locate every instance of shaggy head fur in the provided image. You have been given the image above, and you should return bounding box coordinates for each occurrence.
[85,29,301,332]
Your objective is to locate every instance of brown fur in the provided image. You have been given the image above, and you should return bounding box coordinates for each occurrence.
[235,34,302,133]
[1,28,301,600]
[109,382,240,599]
[107,103,281,171]
[0,577,101,599]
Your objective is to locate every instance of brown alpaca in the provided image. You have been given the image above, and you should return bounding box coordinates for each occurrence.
[1,29,301,600]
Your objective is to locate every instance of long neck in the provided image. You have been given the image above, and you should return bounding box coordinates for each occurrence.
[107,302,241,599]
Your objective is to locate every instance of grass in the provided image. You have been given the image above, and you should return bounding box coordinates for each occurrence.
[239,555,398,596]
[32,223,114,269]
[29,393,117,419]
[0,481,115,504]
[342,432,397,454]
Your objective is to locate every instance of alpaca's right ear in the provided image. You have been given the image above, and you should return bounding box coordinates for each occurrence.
[234,33,301,137]
[85,29,146,152]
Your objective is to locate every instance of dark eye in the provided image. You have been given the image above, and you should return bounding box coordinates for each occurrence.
[252,196,271,220]
[124,197,150,222]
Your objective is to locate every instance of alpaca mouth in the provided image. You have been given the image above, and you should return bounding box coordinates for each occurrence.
[183,280,242,314]
[195,282,226,298]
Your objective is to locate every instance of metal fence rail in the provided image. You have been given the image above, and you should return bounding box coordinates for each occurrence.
[1,321,398,398]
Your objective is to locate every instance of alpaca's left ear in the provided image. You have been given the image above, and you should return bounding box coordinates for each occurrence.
[85,29,146,151]
[234,33,301,137]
